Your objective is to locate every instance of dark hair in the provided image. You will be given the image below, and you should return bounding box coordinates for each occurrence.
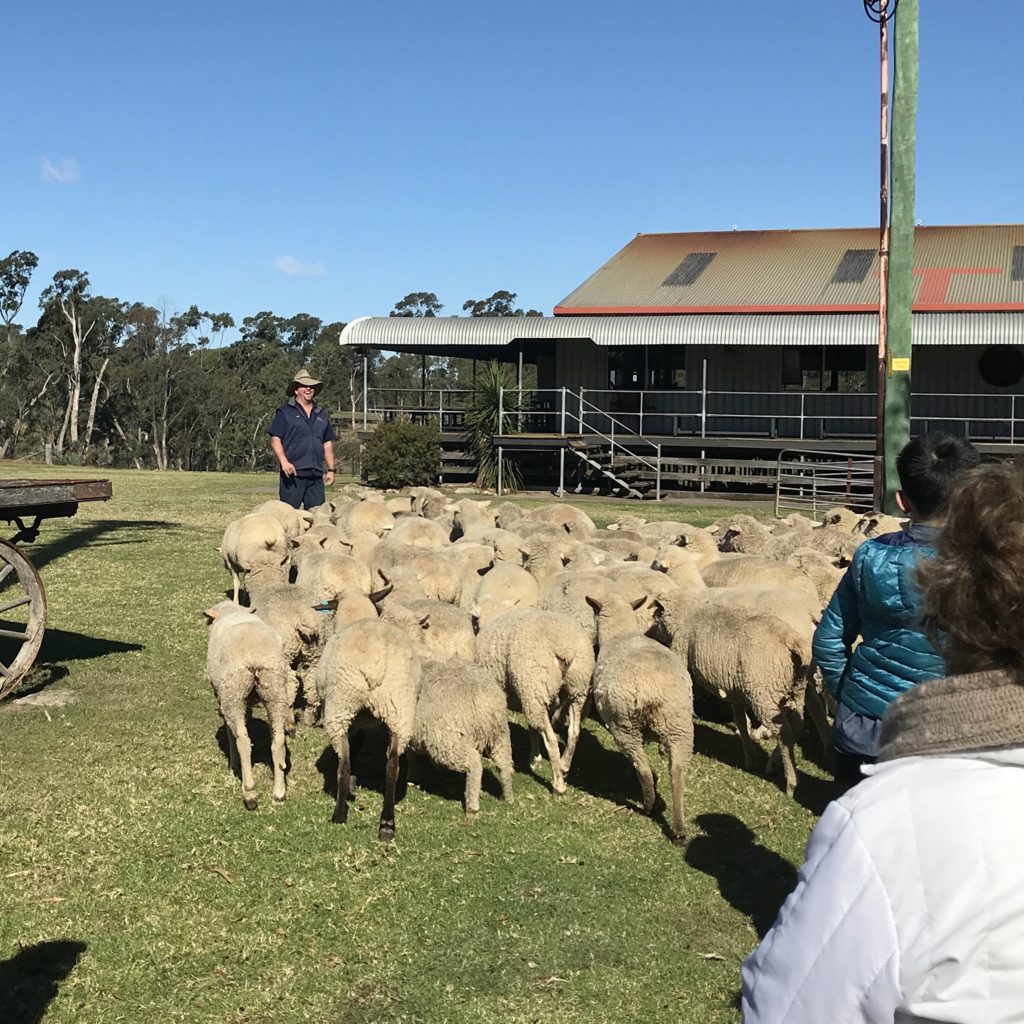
[896,432,981,519]
[917,461,1024,674]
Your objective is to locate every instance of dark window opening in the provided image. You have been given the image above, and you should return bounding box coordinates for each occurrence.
[1012,246,1024,283]
[608,347,685,390]
[782,346,868,392]
[663,252,716,287]
[831,249,875,284]
[978,345,1024,388]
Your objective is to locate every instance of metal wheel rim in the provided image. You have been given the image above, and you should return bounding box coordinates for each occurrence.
[0,539,47,701]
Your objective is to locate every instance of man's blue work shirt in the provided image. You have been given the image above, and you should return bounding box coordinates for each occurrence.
[268,398,336,476]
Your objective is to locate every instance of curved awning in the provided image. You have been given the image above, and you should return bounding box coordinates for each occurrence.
[339,312,1024,351]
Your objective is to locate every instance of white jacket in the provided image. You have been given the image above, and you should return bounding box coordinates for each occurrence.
[741,748,1024,1023]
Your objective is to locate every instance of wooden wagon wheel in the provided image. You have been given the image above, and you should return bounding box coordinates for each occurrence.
[0,539,47,702]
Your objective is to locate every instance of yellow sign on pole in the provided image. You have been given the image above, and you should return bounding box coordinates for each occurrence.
[890,356,911,372]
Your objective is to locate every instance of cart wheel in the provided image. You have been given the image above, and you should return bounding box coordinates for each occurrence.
[0,539,46,701]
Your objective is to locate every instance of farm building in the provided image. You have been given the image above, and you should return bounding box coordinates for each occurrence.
[340,225,1024,500]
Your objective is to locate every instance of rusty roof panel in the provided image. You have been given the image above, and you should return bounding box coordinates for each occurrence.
[555,225,1024,313]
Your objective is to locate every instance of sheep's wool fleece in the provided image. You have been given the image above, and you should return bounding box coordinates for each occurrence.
[742,668,1024,1024]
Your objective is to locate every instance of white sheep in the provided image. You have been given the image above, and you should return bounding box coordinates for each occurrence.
[700,556,820,606]
[587,593,693,844]
[407,658,514,815]
[521,503,596,537]
[249,499,314,539]
[296,550,372,599]
[469,563,539,625]
[314,619,422,841]
[475,610,595,795]
[204,601,291,810]
[219,513,291,602]
[335,501,395,538]
[388,516,450,548]
[663,601,812,797]
[380,598,477,661]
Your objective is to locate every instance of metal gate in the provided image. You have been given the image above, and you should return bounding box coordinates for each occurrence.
[774,449,876,518]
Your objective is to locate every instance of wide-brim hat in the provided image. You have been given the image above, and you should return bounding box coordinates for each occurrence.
[286,369,323,397]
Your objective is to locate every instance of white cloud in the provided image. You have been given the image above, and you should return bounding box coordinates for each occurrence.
[40,156,80,185]
[275,255,325,278]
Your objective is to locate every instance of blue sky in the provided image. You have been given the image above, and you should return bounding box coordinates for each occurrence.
[5,1,1023,335]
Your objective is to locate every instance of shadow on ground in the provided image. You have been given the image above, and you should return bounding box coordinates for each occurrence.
[0,939,87,1024]
[18,519,178,574]
[686,812,799,938]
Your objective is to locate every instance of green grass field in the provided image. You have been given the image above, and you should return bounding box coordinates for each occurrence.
[0,467,826,1024]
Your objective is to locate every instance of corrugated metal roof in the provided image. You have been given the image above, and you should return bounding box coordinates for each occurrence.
[339,313,1024,349]
[554,225,1024,314]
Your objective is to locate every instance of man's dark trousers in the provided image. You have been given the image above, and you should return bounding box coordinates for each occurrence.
[279,473,325,510]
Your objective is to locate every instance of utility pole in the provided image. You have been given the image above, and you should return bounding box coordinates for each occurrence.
[874,1,891,507]
[863,0,917,512]
[885,0,918,511]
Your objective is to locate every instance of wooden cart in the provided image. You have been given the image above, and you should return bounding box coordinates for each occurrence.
[0,478,112,700]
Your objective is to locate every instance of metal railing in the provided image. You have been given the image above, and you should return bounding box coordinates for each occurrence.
[363,387,472,430]
[775,449,877,517]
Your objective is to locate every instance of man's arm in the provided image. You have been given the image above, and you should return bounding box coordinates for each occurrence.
[741,801,901,1024]
[270,436,296,477]
[323,440,335,487]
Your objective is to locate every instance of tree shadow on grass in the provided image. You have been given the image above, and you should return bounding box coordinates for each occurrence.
[17,519,178,574]
[685,812,799,939]
[0,939,87,1024]
[693,721,834,818]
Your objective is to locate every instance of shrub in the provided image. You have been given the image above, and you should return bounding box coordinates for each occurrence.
[463,361,522,492]
[363,418,441,488]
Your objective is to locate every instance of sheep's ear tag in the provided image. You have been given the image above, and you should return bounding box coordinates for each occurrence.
[313,600,338,614]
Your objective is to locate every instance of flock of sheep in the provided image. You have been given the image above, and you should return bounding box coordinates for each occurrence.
[208,485,900,843]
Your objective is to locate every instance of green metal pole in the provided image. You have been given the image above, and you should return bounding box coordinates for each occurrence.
[884,0,918,512]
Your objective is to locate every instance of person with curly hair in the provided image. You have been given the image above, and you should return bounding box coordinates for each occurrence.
[742,459,1024,1023]
[813,432,980,792]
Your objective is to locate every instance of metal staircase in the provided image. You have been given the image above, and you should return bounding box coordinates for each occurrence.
[566,442,645,498]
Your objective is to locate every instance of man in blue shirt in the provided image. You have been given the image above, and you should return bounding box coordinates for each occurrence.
[268,369,336,510]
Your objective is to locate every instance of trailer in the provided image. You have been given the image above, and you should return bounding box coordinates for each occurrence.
[0,478,112,700]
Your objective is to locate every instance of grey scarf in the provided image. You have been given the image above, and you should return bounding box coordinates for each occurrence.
[879,668,1024,762]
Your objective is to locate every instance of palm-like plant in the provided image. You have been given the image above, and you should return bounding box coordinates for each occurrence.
[463,361,522,491]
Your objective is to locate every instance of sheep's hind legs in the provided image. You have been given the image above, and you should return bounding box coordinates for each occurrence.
[378,732,401,842]
[226,714,258,811]
[331,732,352,825]
[559,699,583,775]
[666,738,691,846]
[731,704,763,774]
[610,726,661,819]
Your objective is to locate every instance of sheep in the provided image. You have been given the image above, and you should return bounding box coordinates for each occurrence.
[700,556,820,606]
[219,513,291,602]
[539,570,623,643]
[855,511,906,537]
[587,594,694,844]
[606,513,648,533]
[492,501,525,529]
[407,658,514,815]
[520,503,596,537]
[296,550,373,599]
[289,523,351,567]
[475,610,595,795]
[380,598,477,661]
[372,543,489,606]
[662,601,813,797]
[450,498,497,540]
[785,548,845,610]
[711,514,774,555]
[469,527,529,565]
[521,531,601,583]
[335,501,395,538]
[821,506,862,531]
[249,499,314,539]
[469,563,539,625]
[405,486,450,522]
[313,619,422,841]
[204,601,291,810]
[387,515,450,548]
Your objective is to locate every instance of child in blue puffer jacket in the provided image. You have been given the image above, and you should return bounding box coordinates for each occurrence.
[813,432,980,792]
